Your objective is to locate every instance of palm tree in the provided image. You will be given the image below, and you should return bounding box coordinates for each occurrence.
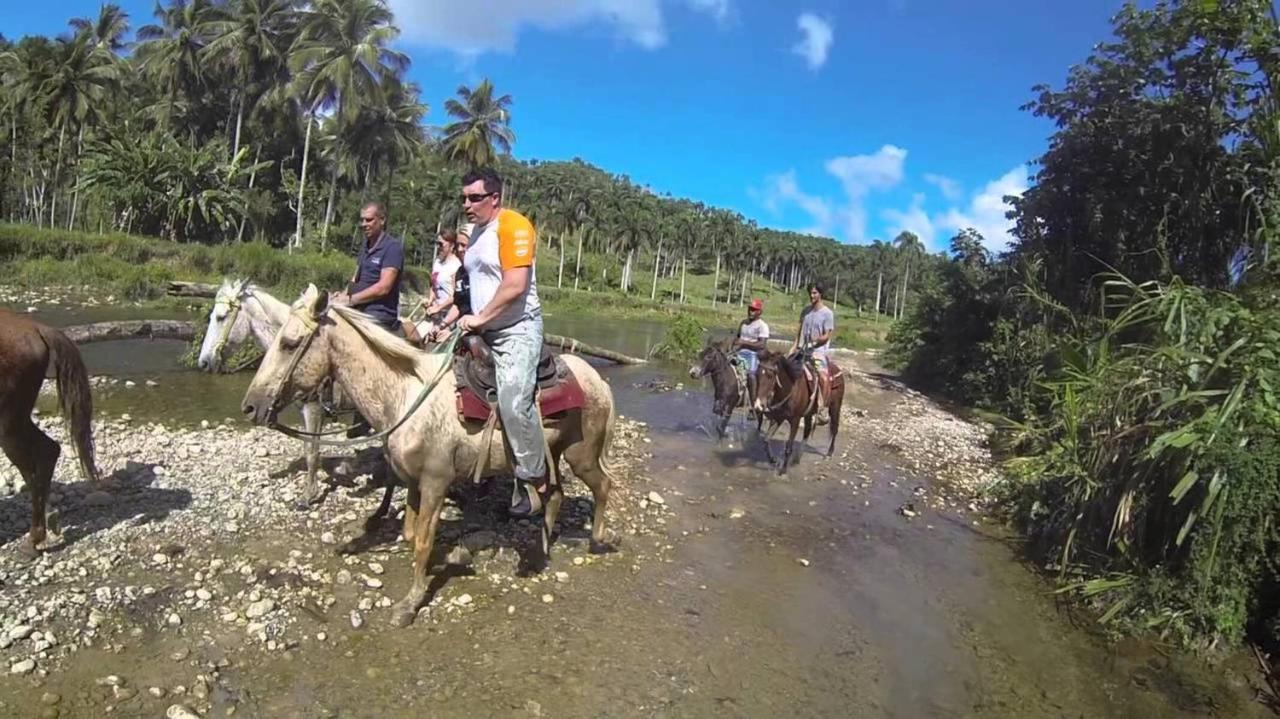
[69,3,131,53]
[440,79,514,171]
[135,0,224,135]
[202,0,296,157]
[893,230,924,319]
[289,0,408,251]
[42,33,121,228]
[870,239,892,321]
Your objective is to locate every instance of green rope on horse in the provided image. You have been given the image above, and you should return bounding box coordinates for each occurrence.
[270,327,462,448]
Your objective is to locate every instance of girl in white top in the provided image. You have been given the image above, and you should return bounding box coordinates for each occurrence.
[418,228,463,336]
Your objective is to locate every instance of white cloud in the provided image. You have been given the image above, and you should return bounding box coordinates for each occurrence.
[881,193,937,248]
[824,145,906,242]
[923,173,961,201]
[687,0,730,23]
[934,165,1028,252]
[757,146,907,243]
[388,0,729,56]
[757,155,1027,251]
[791,13,833,70]
[757,170,833,236]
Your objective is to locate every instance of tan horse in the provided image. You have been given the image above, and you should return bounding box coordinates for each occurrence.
[240,285,619,626]
[0,310,99,555]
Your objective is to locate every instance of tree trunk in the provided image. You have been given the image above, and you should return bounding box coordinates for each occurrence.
[623,249,633,292]
[61,319,197,344]
[321,171,338,253]
[235,145,262,243]
[294,107,315,255]
[232,90,245,158]
[900,262,911,319]
[874,271,883,322]
[712,252,721,308]
[68,124,85,231]
[573,226,585,290]
[680,255,687,304]
[49,124,66,228]
[650,238,662,301]
[833,274,840,310]
[557,230,566,288]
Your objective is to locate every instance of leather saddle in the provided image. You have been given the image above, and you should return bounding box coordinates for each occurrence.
[452,334,584,423]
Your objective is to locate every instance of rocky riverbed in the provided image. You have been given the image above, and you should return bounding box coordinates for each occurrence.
[0,413,665,717]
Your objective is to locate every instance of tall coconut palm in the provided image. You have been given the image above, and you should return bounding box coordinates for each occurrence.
[288,0,408,251]
[42,33,122,228]
[202,0,296,157]
[69,3,131,54]
[893,230,924,319]
[136,0,224,134]
[439,78,514,171]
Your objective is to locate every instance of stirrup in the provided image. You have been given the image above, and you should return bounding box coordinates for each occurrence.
[509,475,555,518]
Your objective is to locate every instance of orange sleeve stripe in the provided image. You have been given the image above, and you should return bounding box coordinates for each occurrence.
[497,208,536,270]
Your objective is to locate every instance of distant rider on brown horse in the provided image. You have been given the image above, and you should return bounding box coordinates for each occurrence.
[730,298,769,418]
[792,284,835,425]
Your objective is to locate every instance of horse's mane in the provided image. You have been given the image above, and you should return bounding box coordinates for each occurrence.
[326,303,430,380]
[760,350,802,381]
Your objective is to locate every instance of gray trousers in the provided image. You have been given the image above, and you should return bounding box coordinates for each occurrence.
[484,311,548,481]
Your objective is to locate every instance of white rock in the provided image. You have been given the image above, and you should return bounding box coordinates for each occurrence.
[368,562,384,575]
[554,572,569,583]
[364,576,383,589]
[195,589,212,602]
[167,613,182,626]
[541,594,554,604]
[8,625,33,642]
[245,599,275,619]
[453,594,473,607]
[10,659,35,675]
[350,611,363,629]
[647,491,665,505]
[166,705,201,719]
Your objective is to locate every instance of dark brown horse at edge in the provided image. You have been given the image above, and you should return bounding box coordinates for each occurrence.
[688,340,764,440]
[752,349,845,474]
[0,310,99,555]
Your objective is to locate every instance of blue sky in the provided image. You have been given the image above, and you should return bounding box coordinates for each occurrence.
[6,0,1126,250]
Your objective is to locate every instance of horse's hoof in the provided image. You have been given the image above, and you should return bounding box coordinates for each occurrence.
[589,539,616,555]
[16,543,40,563]
[390,603,418,628]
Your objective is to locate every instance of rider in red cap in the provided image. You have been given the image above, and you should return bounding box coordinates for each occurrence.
[731,298,770,415]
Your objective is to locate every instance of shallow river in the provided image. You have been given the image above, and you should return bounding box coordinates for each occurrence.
[0,298,1267,718]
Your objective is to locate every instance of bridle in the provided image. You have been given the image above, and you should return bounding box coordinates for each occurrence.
[209,292,245,371]
[264,307,462,448]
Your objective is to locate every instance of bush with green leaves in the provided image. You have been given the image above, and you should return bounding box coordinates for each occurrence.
[650,314,705,362]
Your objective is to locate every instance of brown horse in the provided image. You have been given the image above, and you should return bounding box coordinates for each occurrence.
[0,310,99,554]
[688,340,763,440]
[752,349,844,474]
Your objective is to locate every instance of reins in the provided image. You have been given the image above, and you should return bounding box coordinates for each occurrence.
[267,312,462,448]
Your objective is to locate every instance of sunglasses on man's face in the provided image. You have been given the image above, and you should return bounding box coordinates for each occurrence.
[461,192,495,204]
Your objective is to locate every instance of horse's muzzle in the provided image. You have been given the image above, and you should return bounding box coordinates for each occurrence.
[241,390,278,426]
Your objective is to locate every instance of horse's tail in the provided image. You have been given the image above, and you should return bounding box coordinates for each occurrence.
[38,325,99,483]
[596,387,623,482]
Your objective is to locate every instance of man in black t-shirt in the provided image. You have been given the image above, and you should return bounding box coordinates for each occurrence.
[333,201,404,332]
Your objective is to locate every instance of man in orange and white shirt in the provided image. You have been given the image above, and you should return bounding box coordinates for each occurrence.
[456,169,551,517]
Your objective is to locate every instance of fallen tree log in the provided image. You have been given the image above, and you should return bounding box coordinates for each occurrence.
[61,320,198,344]
[544,333,647,365]
[166,280,219,298]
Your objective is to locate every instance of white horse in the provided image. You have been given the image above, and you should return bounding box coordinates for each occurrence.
[196,279,336,506]
[241,285,620,626]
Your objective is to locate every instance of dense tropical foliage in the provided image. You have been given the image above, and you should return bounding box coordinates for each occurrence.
[888,0,1280,652]
[0,0,944,319]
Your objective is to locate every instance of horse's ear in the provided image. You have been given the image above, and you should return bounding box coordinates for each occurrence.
[302,283,328,318]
